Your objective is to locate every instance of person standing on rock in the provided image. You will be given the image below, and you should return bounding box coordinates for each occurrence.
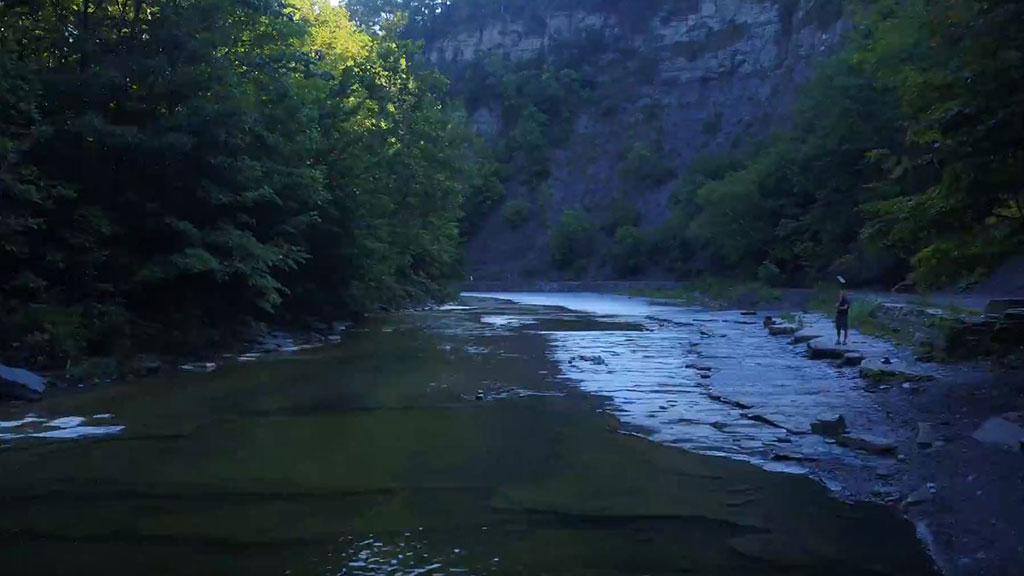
[835,290,850,345]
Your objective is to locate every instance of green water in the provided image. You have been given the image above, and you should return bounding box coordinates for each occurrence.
[0,302,934,575]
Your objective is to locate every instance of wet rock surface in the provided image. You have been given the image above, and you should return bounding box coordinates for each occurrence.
[811,415,848,438]
[807,340,849,360]
[837,433,898,454]
[971,414,1024,452]
[0,293,938,576]
[464,292,1024,575]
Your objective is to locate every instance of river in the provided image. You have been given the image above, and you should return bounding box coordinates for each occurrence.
[0,293,935,575]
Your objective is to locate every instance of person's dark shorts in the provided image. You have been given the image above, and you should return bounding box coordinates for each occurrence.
[836,315,849,330]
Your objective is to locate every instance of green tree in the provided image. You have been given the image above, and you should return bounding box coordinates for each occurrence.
[0,0,477,364]
[551,209,596,272]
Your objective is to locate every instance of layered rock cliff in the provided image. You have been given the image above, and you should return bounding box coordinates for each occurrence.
[425,0,845,280]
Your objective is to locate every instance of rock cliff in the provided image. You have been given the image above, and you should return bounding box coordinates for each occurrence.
[426,0,845,280]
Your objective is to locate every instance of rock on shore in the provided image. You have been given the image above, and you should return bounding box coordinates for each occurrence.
[0,364,47,401]
[860,358,936,384]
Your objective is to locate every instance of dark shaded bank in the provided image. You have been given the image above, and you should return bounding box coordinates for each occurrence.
[0,300,935,575]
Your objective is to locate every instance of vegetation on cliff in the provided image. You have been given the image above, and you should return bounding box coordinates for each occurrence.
[0,0,490,366]
[663,0,1024,290]
[353,0,1023,290]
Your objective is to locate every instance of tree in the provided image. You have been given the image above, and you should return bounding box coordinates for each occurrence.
[0,0,477,364]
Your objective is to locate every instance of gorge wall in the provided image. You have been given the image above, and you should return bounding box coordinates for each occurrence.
[424,0,845,280]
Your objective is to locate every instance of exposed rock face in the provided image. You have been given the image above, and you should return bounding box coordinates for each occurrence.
[427,1,845,279]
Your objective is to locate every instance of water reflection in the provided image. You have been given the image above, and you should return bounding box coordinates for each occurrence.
[0,413,124,440]
[0,294,936,575]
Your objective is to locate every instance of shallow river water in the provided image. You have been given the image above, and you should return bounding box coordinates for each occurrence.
[0,294,935,575]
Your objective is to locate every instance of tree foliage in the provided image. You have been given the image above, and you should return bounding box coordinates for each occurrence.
[0,0,479,364]
[659,0,1023,289]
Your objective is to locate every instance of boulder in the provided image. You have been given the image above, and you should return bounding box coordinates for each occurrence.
[740,311,758,316]
[768,324,798,336]
[837,353,865,367]
[984,299,1024,316]
[859,358,935,384]
[971,415,1024,451]
[810,415,848,438]
[837,433,897,454]
[0,364,47,401]
[807,340,847,360]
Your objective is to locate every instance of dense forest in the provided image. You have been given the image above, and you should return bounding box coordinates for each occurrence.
[0,0,497,366]
[666,0,1024,289]
[354,0,1023,289]
[2,0,1022,368]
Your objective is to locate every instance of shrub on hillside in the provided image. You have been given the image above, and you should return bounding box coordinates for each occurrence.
[501,200,531,229]
[611,225,651,278]
[756,261,784,287]
[619,143,676,188]
[551,210,596,271]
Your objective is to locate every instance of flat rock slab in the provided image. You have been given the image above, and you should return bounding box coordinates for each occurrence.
[984,298,1024,315]
[859,358,935,384]
[790,330,824,345]
[837,433,898,454]
[0,364,47,401]
[972,415,1024,452]
[806,340,851,360]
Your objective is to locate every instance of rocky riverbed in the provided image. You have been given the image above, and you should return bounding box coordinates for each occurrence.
[0,292,1018,575]
[464,293,1024,576]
